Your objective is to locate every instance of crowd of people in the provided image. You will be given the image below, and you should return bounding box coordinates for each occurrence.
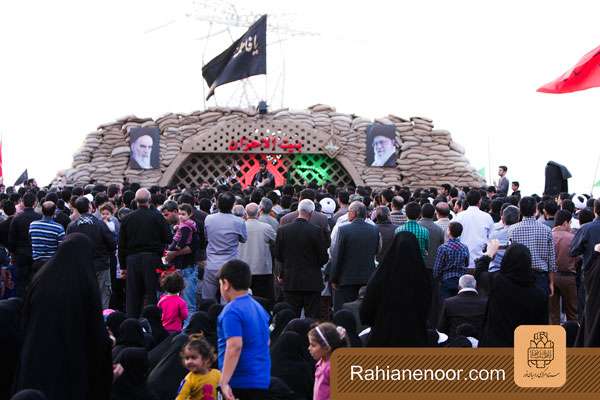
[1,165,600,400]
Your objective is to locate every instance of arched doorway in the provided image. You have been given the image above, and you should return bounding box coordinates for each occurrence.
[159,115,363,188]
[168,153,356,188]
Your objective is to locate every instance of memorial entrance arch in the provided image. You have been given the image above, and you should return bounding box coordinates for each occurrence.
[159,116,363,188]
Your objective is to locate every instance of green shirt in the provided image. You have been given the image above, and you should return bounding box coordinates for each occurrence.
[395,220,430,259]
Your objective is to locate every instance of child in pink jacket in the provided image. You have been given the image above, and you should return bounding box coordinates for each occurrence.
[158,271,188,333]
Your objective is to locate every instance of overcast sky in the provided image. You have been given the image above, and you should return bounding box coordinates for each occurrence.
[1,0,600,195]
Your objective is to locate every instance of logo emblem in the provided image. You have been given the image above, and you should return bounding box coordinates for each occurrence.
[528,331,554,368]
[514,325,566,388]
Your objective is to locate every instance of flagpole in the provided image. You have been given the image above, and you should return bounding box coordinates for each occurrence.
[201,21,213,110]
[591,153,600,195]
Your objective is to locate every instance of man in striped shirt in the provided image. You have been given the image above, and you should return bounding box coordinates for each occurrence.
[29,201,65,272]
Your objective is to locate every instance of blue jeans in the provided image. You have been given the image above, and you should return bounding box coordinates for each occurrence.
[439,277,460,303]
[180,266,198,327]
[533,271,550,297]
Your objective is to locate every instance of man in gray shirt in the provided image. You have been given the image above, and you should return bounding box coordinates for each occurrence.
[202,192,247,301]
[258,197,279,231]
[238,203,276,301]
[419,203,445,271]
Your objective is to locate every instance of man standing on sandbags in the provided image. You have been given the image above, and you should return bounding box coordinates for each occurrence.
[496,165,510,197]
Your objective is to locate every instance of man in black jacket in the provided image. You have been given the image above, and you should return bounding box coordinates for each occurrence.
[67,196,116,309]
[119,188,171,317]
[0,199,16,247]
[437,274,488,338]
[274,199,329,318]
[330,201,380,311]
[8,192,41,297]
[44,192,70,230]
[279,189,331,247]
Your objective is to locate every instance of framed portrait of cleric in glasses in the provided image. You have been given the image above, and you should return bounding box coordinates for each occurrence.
[128,127,160,170]
[365,124,398,167]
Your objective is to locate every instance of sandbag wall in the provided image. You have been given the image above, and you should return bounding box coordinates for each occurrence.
[54,104,485,189]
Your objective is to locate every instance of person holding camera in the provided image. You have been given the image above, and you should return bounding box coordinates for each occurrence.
[474,205,520,296]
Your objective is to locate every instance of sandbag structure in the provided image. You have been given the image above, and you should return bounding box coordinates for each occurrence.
[53,104,485,190]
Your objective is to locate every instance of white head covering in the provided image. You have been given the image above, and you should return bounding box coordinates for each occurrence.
[572,194,587,210]
[319,197,336,216]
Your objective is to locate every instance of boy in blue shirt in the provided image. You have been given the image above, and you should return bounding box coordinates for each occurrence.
[217,260,270,400]
[433,222,470,302]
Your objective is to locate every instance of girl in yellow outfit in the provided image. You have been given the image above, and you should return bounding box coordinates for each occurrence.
[176,335,221,400]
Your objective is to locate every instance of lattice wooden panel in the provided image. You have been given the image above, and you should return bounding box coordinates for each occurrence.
[183,118,328,154]
[170,153,355,188]
[286,154,355,187]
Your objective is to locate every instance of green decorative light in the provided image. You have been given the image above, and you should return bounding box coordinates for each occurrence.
[293,155,330,185]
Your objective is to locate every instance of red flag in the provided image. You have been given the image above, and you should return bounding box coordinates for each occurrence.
[538,44,600,93]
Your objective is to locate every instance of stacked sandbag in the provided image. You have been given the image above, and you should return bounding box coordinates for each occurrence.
[53,105,485,190]
[393,117,485,188]
[70,130,102,185]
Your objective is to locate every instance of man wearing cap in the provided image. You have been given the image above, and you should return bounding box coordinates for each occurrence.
[251,160,275,189]
[319,197,337,227]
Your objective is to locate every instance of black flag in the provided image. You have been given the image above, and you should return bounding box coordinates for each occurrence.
[14,169,28,186]
[202,15,267,100]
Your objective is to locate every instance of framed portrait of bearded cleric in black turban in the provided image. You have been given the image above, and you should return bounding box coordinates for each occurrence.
[128,127,160,170]
[366,124,397,167]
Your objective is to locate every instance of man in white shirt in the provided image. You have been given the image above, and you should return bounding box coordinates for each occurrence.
[453,190,495,268]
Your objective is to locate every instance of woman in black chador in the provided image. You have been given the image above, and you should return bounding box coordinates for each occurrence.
[360,232,432,347]
[479,244,548,347]
[14,233,112,400]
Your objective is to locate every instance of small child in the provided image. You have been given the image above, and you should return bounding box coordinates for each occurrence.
[169,204,197,252]
[308,322,349,400]
[176,335,221,400]
[100,203,116,235]
[158,271,189,333]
